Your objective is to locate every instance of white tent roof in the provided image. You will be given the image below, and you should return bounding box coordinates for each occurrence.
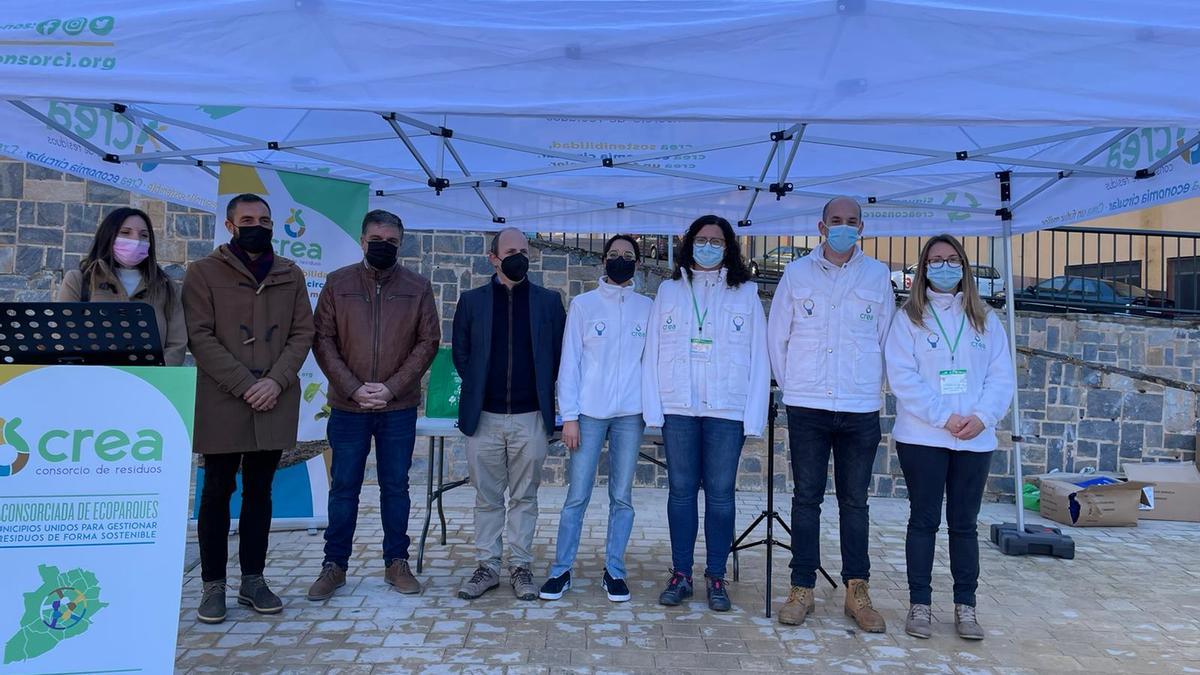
[3,0,1200,235]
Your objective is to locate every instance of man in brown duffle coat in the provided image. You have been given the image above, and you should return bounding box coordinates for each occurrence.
[183,192,315,625]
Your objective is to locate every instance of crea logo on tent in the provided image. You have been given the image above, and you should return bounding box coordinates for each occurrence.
[0,414,163,479]
[44,102,164,173]
[1106,128,1200,169]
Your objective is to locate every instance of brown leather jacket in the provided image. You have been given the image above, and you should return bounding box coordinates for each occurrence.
[313,261,440,413]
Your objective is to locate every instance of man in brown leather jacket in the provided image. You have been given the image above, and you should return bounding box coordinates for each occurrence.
[307,209,440,601]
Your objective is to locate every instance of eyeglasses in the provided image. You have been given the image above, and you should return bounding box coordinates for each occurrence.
[606,251,637,261]
[694,237,725,248]
[927,257,963,270]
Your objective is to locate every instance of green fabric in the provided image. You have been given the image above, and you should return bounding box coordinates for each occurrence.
[425,346,462,419]
[1022,482,1040,511]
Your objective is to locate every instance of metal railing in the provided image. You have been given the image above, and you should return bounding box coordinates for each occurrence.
[535,226,1200,319]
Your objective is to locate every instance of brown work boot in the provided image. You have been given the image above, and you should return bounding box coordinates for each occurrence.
[307,562,346,601]
[385,559,422,595]
[777,586,815,625]
[844,579,887,633]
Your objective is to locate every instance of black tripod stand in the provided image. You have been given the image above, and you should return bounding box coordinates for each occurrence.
[731,392,836,618]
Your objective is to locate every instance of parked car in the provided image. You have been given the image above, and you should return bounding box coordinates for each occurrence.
[636,234,678,261]
[1007,276,1175,318]
[891,264,1005,298]
[748,246,811,278]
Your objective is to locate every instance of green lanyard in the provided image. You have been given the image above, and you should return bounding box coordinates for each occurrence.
[690,286,709,336]
[930,307,966,361]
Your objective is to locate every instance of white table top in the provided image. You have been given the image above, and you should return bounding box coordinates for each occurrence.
[415,416,664,442]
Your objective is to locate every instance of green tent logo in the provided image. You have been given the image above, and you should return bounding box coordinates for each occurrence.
[0,417,29,477]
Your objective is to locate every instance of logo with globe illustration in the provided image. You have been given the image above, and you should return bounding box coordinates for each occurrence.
[40,586,90,631]
[0,416,29,477]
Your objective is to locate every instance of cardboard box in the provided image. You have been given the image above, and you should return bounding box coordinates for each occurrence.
[1026,473,1154,527]
[1123,462,1200,522]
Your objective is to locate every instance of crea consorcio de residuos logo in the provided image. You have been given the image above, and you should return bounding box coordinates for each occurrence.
[0,414,162,479]
[275,207,322,260]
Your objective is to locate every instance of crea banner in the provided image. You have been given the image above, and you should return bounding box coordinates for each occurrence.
[0,365,195,675]
[212,161,368,528]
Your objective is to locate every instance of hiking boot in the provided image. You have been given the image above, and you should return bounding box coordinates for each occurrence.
[658,569,693,606]
[602,569,630,602]
[458,566,501,600]
[706,575,732,612]
[510,567,537,601]
[955,604,985,640]
[777,586,815,626]
[844,579,886,633]
[196,580,227,624]
[539,571,571,600]
[307,562,346,601]
[237,574,283,615]
[385,559,422,595]
[905,603,933,639]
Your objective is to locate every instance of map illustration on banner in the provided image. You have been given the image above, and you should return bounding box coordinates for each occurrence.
[216,161,369,442]
[0,365,195,674]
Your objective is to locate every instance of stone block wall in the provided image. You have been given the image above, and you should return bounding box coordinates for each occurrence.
[3,158,1197,501]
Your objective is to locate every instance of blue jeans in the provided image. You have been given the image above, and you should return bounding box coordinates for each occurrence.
[662,415,745,579]
[786,406,881,587]
[323,407,417,568]
[550,414,643,579]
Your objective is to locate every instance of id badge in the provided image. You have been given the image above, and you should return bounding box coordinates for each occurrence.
[690,338,714,360]
[939,369,968,395]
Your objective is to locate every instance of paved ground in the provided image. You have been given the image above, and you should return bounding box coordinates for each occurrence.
[176,484,1200,674]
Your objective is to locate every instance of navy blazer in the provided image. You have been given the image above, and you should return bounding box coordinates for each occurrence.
[452,277,567,436]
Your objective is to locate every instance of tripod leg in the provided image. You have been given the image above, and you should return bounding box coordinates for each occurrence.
[417,436,434,574]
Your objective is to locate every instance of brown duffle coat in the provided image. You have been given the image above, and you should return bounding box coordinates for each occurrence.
[182,245,315,454]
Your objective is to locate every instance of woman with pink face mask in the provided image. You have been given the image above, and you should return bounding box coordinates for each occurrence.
[58,206,187,365]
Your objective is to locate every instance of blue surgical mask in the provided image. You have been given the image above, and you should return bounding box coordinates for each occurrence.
[825,225,859,254]
[693,242,724,268]
[926,264,963,292]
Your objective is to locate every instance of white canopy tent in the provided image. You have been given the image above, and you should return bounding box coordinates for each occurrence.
[4,0,1200,537]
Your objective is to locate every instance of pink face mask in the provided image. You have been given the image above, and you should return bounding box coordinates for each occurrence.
[113,237,150,267]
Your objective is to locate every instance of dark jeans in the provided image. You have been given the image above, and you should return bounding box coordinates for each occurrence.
[897,441,993,607]
[786,406,881,588]
[324,407,418,568]
[197,450,283,583]
[662,414,745,579]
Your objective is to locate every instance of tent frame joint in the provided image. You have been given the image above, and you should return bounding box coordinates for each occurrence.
[769,129,793,142]
[492,216,506,224]
[436,126,454,138]
[768,182,793,200]
[602,156,614,167]
[102,153,120,164]
[955,150,969,160]
[427,177,450,194]
[1134,168,1155,179]
[737,219,752,227]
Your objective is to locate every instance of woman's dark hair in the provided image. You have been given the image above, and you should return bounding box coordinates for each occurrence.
[671,214,751,287]
[80,207,175,315]
[602,234,640,259]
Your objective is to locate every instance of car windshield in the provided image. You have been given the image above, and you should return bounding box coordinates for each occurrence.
[973,266,1000,279]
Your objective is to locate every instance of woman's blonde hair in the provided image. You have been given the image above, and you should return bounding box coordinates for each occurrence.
[903,234,991,333]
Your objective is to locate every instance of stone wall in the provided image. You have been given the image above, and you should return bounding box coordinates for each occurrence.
[2,159,1197,501]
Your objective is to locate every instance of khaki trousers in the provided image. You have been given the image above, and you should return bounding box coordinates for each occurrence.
[467,411,549,572]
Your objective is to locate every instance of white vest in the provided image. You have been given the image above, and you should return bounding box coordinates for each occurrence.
[767,246,894,413]
[884,291,1016,452]
[642,269,771,437]
[556,278,653,421]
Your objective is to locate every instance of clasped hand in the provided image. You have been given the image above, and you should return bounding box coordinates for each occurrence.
[351,383,394,410]
[944,413,985,441]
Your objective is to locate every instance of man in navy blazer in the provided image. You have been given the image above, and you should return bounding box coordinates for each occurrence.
[452,227,566,602]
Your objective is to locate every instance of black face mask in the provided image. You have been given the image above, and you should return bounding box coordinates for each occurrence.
[365,240,399,270]
[605,257,636,285]
[500,252,529,283]
[233,225,272,254]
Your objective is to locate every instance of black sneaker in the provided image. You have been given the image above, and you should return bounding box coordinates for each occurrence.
[658,569,693,606]
[539,571,571,600]
[603,569,631,602]
[706,575,732,612]
[237,574,283,615]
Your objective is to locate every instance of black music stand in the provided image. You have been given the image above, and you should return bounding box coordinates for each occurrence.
[731,389,836,618]
[0,302,164,366]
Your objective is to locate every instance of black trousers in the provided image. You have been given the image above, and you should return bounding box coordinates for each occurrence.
[197,450,283,583]
[896,441,992,606]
